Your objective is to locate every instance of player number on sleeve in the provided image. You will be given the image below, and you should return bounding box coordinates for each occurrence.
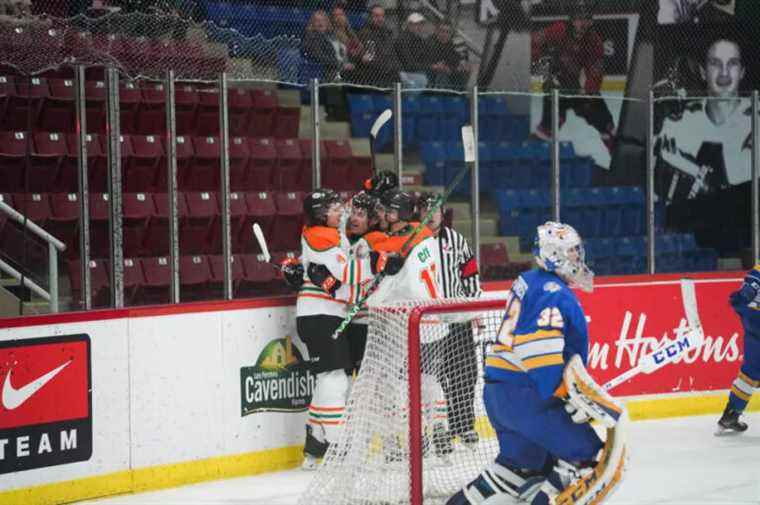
[537,307,563,328]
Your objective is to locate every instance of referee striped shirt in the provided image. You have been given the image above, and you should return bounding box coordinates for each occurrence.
[435,226,481,299]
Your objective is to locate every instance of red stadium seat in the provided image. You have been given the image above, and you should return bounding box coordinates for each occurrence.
[208,254,245,296]
[11,192,50,226]
[322,139,353,191]
[68,258,110,308]
[247,137,276,190]
[181,191,219,254]
[5,76,48,132]
[145,192,190,256]
[228,136,251,191]
[84,80,107,133]
[273,191,304,251]
[4,193,52,262]
[63,133,106,193]
[124,134,164,192]
[88,192,110,257]
[243,191,276,253]
[135,82,166,135]
[228,87,253,136]
[174,84,199,135]
[141,256,171,305]
[351,155,373,190]
[480,243,509,280]
[122,192,155,257]
[39,78,75,132]
[0,193,13,234]
[180,254,212,300]
[239,253,278,296]
[0,76,13,125]
[194,87,220,136]
[122,257,145,306]
[274,138,307,191]
[119,81,142,134]
[207,191,247,254]
[30,131,67,193]
[88,134,134,193]
[187,136,220,190]
[173,134,195,189]
[250,89,278,137]
[48,192,80,255]
[0,131,30,192]
[273,106,300,139]
[298,139,313,188]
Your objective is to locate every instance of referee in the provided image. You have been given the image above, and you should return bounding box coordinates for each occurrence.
[418,192,481,448]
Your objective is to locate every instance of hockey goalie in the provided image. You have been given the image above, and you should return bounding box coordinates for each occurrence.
[448,222,628,505]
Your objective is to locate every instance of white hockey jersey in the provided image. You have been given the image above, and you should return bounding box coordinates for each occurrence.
[368,223,442,306]
[347,230,387,325]
[297,226,374,318]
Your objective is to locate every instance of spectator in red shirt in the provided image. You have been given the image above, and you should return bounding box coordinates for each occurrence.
[531,7,615,152]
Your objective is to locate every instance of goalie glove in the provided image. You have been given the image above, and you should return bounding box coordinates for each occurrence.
[563,397,591,424]
[370,251,404,276]
[281,257,304,290]
[307,263,342,297]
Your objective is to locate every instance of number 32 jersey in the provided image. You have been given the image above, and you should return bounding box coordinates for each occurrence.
[485,268,590,399]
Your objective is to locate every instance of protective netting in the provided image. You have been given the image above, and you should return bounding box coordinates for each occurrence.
[302,298,505,505]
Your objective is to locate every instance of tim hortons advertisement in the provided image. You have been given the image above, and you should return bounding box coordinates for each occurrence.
[578,278,743,396]
[0,334,92,474]
[240,336,315,416]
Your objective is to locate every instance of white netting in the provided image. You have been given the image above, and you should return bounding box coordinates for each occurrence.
[301,297,506,505]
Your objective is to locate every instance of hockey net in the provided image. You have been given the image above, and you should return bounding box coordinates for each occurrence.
[302,297,506,505]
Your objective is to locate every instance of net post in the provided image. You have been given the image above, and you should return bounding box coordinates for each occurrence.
[407,306,424,505]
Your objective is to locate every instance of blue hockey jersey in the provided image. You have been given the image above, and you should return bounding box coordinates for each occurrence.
[485,269,589,399]
[730,264,760,337]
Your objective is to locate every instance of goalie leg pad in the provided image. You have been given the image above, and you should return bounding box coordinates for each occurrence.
[564,355,626,429]
[531,415,629,505]
[446,462,545,505]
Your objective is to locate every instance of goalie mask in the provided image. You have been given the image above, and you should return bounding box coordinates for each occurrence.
[533,221,594,292]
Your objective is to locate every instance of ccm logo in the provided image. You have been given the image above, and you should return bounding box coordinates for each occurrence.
[652,337,694,365]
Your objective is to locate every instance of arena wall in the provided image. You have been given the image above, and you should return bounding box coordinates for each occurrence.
[0,273,757,505]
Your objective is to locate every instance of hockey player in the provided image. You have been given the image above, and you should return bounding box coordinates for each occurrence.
[447,222,627,505]
[716,264,760,434]
[296,188,400,470]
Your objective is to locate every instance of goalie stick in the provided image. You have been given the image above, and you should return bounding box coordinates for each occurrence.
[603,278,705,391]
[331,125,477,340]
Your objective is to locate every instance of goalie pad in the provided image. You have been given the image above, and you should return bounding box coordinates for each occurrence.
[563,355,625,429]
[446,462,545,505]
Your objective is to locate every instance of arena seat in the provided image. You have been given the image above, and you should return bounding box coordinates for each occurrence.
[48,192,80,255]
[188,135,221,190]
[194,87,221,136]
[122,257,145,305]
[174,84,200,135]
[134,82,166,135]
[88,192,110,257]
[146,192,189,256]
[84,79,107,133]
[40,78,75,132]
[275,138,308,191]
[489,141,514,190]
[141,256,171,304]
[180,254,213,300]
[63,133,105,193]
[174,135,196,189]
[441,95,468,142]
[124,134,164,192]
[248,137,277,191]
[243,191,277,253]
[208,254,245,296]
[239,253,278,295]
[4,193,51,262]
[273,105,300,139]
[273,191,304,251]
[205,190,249,254]
[351,156,373,190]
[122,192,155,257]
[421,141,447,187]
[68,258,110,307]
[250,89,278,137]
[228,87,255,136]
[118,81,142,134]
[181,191,219,254]
[0,131,30,192]
[0,193,13,235]
[322,139,353,191]
[479,242,509,280]
[5,76,48,132]
[226,136,252,191]
[416,95,443,143]
[29,131,66,193]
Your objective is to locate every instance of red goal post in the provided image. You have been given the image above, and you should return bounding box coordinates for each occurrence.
[302,296,507,505]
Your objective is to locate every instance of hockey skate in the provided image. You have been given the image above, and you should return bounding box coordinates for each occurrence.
[302,425,329,471]
[715,408,748,435]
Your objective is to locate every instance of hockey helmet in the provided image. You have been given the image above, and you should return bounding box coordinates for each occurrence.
[416,191,442,214]
[351,191,379,220]
[533,221,594,292]
[364,170,399,197]
[380,188,415,222]
[303,188,343,226]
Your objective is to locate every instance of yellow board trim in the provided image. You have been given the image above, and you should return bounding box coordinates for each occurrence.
[0,445,303,505]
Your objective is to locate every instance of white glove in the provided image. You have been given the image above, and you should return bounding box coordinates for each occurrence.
[564,399,591,424]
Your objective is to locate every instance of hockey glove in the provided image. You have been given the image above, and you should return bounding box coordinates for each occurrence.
[281,257,304,290]
[563,399,591,424]
[370,251,404,276]
[307,263,342,297]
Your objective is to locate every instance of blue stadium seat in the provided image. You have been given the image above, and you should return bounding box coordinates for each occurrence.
[477,141,492,189]
[490,141,514,190]
[600,187,625,237]
[446,141,467,195]
[441,96,469,141]
[510,143,533,189]
[656,234,680,273]
[421,141,448,186]
[621,186,645,236]
[528,142,550,188]
[507,115,530,143]
[479,95,509,141]
[693,248,718,272]
[559,141,576,188]
[614,236,646,274]
[416,95,444,142]
[347,94,376,138]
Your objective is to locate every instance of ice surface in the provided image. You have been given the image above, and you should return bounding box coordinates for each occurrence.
[78,412,760,505]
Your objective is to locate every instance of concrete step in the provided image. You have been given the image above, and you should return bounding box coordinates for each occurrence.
[277,88,301,107]
[453,218,498,242]
[22,300,51,315]
[374,153,396,173]
[350,138,371,157]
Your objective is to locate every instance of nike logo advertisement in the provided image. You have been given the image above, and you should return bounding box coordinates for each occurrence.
[2,360,72,410]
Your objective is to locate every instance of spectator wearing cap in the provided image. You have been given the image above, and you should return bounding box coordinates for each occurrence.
[427,21,470,90]
[354,4,399,87]
[394,12,434,90]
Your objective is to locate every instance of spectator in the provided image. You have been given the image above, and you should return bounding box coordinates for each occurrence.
[331,6,364,65]
[394,12,434,90]
[0,0,47,25]
[303,9,354,81]
[427,21,470,90]
[354,4,399,87]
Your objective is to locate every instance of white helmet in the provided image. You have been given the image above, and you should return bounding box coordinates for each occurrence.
[533,221,594,292]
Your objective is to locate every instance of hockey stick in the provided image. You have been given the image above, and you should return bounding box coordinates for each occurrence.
[252,222,283,271]
[369,109,392,176]
[331,125,477,340]
[603,278,705,391]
